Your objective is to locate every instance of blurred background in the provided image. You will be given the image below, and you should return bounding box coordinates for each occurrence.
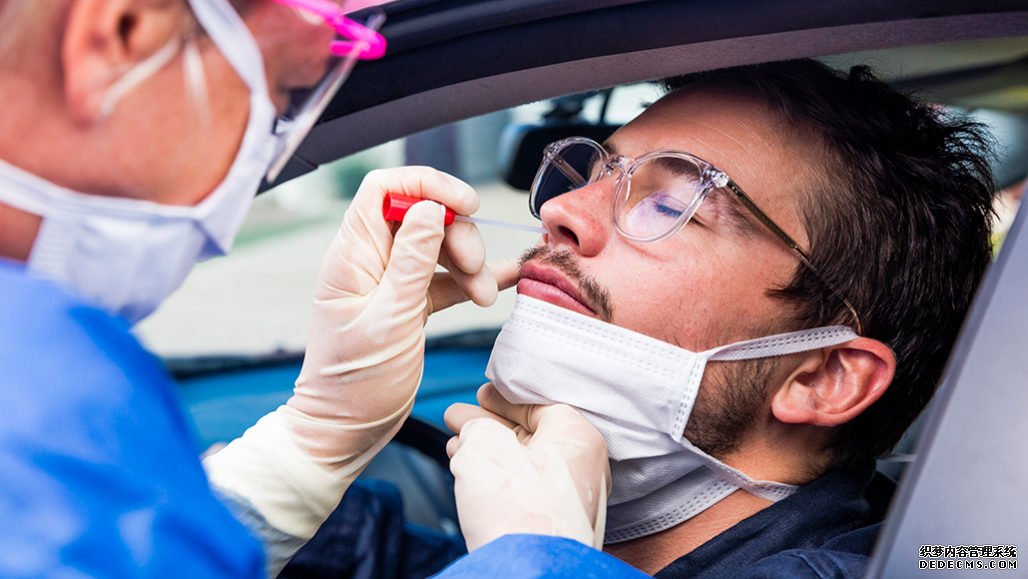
[136,83,666,358]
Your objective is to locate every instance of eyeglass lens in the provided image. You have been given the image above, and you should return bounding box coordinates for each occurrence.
[533,141,708,240]
[531,141,604,217]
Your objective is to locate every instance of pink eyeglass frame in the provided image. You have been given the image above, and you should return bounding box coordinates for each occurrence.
[264,0,387,181]
[272,0,387,60]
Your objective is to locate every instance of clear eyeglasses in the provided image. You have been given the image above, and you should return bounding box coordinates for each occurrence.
[529,136,863,333]
[265,0,388,182]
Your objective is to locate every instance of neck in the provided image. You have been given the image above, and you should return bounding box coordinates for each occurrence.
[0,73,62,262]
[0,68,118,261]
[0,202,39,262]
[604,489,772,575]
[603,433,826,575]
[0,64,144,200]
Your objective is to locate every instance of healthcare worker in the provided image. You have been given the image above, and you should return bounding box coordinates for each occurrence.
[0,0,567,575]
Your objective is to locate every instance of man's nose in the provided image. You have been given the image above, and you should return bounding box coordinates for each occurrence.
[538,180,613,257]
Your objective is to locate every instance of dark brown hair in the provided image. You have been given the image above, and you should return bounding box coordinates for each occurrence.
[664,60,996,470]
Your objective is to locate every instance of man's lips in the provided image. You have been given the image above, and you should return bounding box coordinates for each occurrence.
[517,262,597,317]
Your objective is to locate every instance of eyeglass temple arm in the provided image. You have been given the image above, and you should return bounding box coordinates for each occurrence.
[724,180,864,335]
[550,155,588,188]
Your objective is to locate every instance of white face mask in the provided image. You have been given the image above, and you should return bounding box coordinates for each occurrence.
[0,0,278,323]
[487,295,859,543]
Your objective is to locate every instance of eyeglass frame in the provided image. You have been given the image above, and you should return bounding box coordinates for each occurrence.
[265,0,388,182]
[530,136,863,335]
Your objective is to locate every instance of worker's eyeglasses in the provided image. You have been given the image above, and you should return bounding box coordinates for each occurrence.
[530,137,863,333]
[265,0,387,181]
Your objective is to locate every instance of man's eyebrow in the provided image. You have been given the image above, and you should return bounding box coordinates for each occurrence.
[649,155,703,177]
[601,140,619,156]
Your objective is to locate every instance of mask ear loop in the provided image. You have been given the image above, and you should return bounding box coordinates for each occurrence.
[99,36,183,119]
[181,34,211,129]
[103,19,215,201]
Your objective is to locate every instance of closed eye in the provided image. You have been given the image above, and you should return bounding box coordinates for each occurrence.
[648,193,688,219]
[654,201,684,219]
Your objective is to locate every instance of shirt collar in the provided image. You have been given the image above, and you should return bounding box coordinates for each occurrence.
[655,464,890,578]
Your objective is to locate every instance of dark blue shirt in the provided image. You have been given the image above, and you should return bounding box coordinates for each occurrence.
[281,479,467,579]
[438,465,892,578]
[654,466,893,578]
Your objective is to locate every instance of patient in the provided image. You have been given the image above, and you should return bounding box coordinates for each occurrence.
[286,59,997,579]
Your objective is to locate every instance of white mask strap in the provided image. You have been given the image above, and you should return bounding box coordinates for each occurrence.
[100,36,183,118]
[681,325,861,499]
[182,38,211,128]
[707,325,859,362]
[187,0,270,98]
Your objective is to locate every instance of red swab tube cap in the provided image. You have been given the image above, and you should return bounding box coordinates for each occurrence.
[383,194,456,226]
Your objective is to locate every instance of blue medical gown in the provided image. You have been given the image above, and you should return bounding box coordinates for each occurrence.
[0,262,263,577]
[434,535,648,578]
[0,260,654,578]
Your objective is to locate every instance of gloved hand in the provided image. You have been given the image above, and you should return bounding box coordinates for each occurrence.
[204,167,518,549]
[445,384,611,551]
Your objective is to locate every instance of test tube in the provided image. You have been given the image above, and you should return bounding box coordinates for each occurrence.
[382,194,545,234]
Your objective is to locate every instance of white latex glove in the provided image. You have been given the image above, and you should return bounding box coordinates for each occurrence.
[204,167,519,544]
[444,384,611,551]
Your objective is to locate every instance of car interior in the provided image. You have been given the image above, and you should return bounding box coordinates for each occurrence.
[151,1,1028,575]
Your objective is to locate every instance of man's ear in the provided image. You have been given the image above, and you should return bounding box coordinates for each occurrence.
[61,0,184,123]
[770,338,896,427]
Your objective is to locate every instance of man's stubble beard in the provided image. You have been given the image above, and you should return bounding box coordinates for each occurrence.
[684,357,777,459]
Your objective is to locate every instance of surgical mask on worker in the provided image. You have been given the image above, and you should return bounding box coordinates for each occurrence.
[487,295,859,543]
[0,0,276,322]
